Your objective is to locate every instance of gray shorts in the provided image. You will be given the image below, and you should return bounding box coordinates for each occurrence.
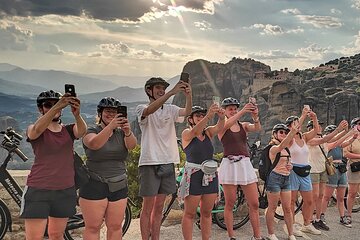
[139,164,176,197]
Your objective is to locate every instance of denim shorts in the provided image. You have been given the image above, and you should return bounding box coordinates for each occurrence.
[289,170,312,192]
[266,171,290,193]
[327,168,347,188]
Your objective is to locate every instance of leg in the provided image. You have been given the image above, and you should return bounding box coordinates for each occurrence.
[321,186,335,215]
[280,191,293,236]
[104,198,128,240]
[181,195,201,240]
[140,196,155,240]
[79,197,108,240]
[311,182,319,220]
[199,193,217,240]
[150,194,167,240]
[290,190,299,223]
[265,191,280,235]
[336,187,346,217]
[24,219,48,240]
[222,184,238,238]
[242,183,261,239]
[347,183,360,218]
[316,182,326,219]
[47,217,69,240]
[300,190,313,226]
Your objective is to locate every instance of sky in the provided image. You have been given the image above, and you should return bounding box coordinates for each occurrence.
[0,0,360,80]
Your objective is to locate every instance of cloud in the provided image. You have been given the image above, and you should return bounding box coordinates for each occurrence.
[352,0,360,9]
[0,0,223,22]
[248,50,296,60]
[341,31,360,55]
[47,43,65,55]
[150,48,163,57]
[0,20,33,50]
[194,20,212,31]
[248,23,303,35]
[330,8,342,15]
[296,43,330,60]
[281,8,301,15]
[296,15,342,28]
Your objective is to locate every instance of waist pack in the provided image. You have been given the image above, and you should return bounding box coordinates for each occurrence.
[105,174,128,192]
[73,152,90,189]
[336,163,347,174]
[350,161,360,173]
[292,165,311,177]
[155,163,174,177]
[201,160,218,175]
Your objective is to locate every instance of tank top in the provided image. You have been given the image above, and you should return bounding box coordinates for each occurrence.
[308,144,327,173]
[289,140,310,165]
[221,123,249,157]
[328,146,343,161]
[184,134,214,164]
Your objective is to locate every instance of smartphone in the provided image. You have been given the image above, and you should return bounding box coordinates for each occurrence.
[180,72,190,83]
[212,96,221,106]
[117,106,127,118]
[65,84,76,97]
[249,97,256,105]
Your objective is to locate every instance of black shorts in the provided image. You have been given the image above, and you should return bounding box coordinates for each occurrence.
[20,186,77,219]
[189,171,219,195]
[79,178,128,202]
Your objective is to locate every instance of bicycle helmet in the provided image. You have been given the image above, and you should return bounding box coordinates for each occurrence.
[324,125,337,133]
[306,120,324,128]
[221,97,240,108]
[189,106,207,116]
[97,97,122,114]
[351,117,360,128]
[285,116,299,126]
[272,123,289,133]
[36,90,62,107]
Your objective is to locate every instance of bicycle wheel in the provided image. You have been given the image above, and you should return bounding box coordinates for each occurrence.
[0,200,10,239]
[161,193,180,225]
[64,201,132,239]
[213,188,250,230]
[344,187,360,213]
[274,193,303,220]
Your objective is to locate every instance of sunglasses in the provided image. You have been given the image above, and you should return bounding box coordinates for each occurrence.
[277,130,288,135]
[194,113,206,118]
[103,108,118,114]
[42,102,57,109]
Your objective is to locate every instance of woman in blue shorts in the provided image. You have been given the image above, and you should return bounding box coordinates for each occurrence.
[179,104,225,240]
[265,123,299,240]
[321,124,357,228]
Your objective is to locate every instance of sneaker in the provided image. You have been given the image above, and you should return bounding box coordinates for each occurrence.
[313,220,329,231]
[250,237,266,240]
[340,216,352,228]
[293,224,304,237]
[288,235,297,240]
[320,213,326,224]
[266,234,279,240]
[301,224,321,235]
[229,238,237,240]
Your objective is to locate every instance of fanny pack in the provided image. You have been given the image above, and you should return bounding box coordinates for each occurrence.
[105,174,128,192]
[201,160,218,175]
[350,161,360,173]
[336,163,347,174]
[155,163,174,177]
[292,165,311,177]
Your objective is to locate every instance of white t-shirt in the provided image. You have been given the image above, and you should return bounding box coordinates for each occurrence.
[136,104,183,166]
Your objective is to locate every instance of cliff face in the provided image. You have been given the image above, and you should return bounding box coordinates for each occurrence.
[173,54,360,148]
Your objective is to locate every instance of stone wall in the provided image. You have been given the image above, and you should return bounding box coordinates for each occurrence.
[0,170,29,240]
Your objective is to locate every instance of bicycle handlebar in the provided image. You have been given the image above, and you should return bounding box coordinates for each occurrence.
[1,128,28,162]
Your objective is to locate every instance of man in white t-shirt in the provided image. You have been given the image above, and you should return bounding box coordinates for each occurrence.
[136,77,192,240]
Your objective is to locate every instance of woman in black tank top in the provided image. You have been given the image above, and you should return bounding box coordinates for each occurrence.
[181,104,225,240]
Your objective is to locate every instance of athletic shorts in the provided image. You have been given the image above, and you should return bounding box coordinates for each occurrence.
[138,164,176,197]
[310,171,328,184]
[79,178,128,202]
[20,186,76,219]
[289,170,312,192]
[266,171,290,193]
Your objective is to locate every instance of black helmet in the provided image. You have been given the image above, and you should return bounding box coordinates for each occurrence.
[285,116,299,126]
[324,125,337,133]
[306,120,324,128]
[145,77,170,91]
[351,117,360,128]
[97,97,121,114]
[272,123,289,133]
[221,97,240,108]
[190,106,207,116]
[37,90,62,107]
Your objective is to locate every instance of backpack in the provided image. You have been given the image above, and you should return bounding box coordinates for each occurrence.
[258,145,290,182]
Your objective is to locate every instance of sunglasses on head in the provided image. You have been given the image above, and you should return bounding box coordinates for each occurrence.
[42,101,57,109]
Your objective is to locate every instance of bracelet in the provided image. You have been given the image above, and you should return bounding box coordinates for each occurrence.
[125,132,132,137]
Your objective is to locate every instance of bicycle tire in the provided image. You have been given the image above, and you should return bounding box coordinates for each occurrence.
[344,188,360,213]
[0,199,10,239]
[161,193,178,225]
[274,194,303,220]
[213,189,250,230]
[64,201,132,240]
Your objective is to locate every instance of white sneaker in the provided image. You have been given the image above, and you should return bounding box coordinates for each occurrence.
[301,224,321,235]
[293,224,303,237]
[288,235,296,240]
[266,234,279,240]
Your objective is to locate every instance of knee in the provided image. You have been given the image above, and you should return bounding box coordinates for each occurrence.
[184,211,197,220]
[106,221,122,232]
[85,221,103,233]
[282,205,292,215]
[248,200,259,210]
[47,230,65,240]
[303,198,313,207]
[200,209,212,219]
[225,199,236,211]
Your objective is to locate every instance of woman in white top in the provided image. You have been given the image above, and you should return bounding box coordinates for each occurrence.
[285,107,320,237]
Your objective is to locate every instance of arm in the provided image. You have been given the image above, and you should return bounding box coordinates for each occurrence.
[269,123,299,158]
[243,104,261,133]
[303,111,318,143]
[340,131,358,149]
[178,82,193,117]
[69,97,87,138]
[120,119,137,150]
[206,107,225,139]
[222,103,255,132]
[27,94,71,140]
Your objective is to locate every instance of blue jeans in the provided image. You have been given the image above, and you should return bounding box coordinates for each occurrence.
[266,171,291,193]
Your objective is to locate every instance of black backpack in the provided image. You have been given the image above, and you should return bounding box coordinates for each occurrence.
[258,145,290,182]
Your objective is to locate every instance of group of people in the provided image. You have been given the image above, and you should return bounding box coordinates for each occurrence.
[19,76,360,240]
